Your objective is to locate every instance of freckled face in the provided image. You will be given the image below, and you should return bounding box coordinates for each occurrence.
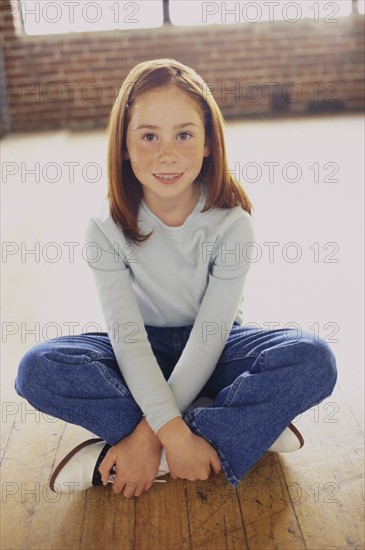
[123,85,211,204]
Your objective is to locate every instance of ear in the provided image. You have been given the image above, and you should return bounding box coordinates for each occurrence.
[203,139,211,158]
[122,148,130,160]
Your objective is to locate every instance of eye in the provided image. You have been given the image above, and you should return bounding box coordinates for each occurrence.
[177,132,192,141]
[142,133,157,142]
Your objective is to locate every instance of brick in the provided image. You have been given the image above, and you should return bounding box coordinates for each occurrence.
[1,12,364,131]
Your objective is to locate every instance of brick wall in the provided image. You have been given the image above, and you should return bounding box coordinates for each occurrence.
[1,0,364,134]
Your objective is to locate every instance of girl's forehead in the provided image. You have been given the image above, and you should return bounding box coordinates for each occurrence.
[131,85,203,117]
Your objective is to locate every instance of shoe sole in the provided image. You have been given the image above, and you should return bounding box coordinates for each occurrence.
[49,438,103,493]
[288,423,305,449]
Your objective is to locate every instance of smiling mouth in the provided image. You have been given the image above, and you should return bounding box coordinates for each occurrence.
[153,173,183,182]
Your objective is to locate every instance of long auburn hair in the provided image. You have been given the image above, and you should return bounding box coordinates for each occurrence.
[107,58,253,243]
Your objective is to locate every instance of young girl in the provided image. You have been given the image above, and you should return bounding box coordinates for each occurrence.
[15,58,337,499]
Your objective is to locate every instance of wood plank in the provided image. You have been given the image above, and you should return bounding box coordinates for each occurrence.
[80,486,136,550]
[238,453,306,549]
[1,399,105,550]
[1,401,17,464]
[185,471,249,549]
[1,401,82,550]
[135,478,190,550]
[278,389,364,550]
[26,421,93,550]
[1,347,36,463]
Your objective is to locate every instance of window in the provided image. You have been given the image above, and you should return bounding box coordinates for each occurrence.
[169,0,353,26]
[17,0,359,35]
[19,0,163,36]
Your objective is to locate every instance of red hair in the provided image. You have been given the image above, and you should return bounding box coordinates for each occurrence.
[107,58,253,243]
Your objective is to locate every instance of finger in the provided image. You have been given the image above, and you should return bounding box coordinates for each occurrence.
[210,453,222,474]
[134,483,146,498]
[123,481,138,498]
[110,464,126,494]
[98,449,117,483]
[144,481,154,493]
[112,476,125,494]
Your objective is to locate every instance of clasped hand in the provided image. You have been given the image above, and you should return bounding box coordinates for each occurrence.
[165,431,222,482]
[98,419,162,498]
[98,418,222,498]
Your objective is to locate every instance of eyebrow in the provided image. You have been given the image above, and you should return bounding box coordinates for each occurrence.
[134,123,198,131]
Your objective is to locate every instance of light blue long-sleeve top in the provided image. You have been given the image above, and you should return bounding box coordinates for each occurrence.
[84,182,255,434]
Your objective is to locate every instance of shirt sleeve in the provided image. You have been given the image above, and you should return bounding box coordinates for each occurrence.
[84,218,182,434]
[166,213,255,413]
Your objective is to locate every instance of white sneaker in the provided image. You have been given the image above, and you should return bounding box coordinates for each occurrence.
[268,423,304,453]
[50,438,169,494]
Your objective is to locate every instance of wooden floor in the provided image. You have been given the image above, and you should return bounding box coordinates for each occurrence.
[1,115,364,549]
[1,388,364,550]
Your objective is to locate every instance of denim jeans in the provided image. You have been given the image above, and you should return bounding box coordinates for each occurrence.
[15,323,337,488]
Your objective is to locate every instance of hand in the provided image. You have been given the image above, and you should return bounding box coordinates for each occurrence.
[98,418,162,498]
[156,417,222,481]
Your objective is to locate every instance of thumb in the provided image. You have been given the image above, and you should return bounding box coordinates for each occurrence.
[98,448,116,483]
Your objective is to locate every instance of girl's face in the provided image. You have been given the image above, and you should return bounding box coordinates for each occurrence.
[124,85,210,206]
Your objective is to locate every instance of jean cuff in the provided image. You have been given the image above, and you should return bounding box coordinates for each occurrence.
[182,409,240,489]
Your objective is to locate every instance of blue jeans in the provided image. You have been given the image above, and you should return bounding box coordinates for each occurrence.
[15,323,337,488]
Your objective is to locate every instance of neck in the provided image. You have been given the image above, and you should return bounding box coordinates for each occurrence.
[143,182,201,227]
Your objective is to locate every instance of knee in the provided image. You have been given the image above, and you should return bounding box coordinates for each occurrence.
[296,332,337,394]
[15,342,50,401]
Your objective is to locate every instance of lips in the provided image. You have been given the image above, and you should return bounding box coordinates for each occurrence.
[153,173,183,184]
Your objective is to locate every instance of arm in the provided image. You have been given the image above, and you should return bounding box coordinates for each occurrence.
[155,212,254,480]
[85,218,188,494]
[84,218,182,433]
[165,212,255,413]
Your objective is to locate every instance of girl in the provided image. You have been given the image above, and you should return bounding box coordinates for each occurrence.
[15,59,337,499]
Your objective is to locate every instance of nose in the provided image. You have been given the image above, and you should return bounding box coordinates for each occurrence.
[158,142,178,164]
